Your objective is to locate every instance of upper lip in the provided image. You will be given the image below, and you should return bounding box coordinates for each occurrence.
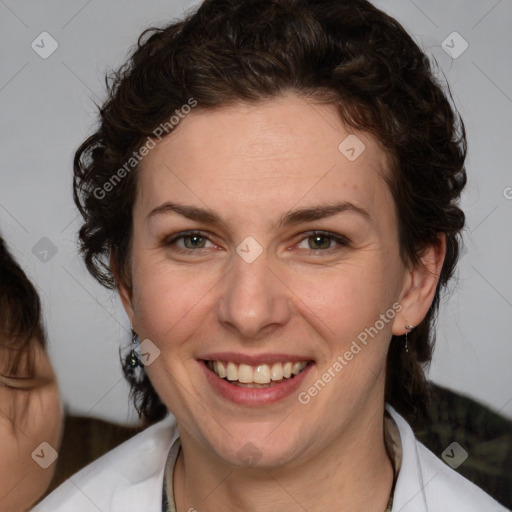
[199,352,314,365]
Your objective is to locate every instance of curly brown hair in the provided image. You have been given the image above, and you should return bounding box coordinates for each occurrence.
[73,0,466,425]
[0,235,46,380]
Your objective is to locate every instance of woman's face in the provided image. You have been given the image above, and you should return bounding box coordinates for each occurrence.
[121,94,420,467]
[0,340,62,511]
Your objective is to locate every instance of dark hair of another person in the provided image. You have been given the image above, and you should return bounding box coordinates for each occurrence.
[72,0,467,426]
[0,235,46,378]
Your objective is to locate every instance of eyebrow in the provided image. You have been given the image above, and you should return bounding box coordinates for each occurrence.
[147,201,371,227]
[147,202,227,227]
[277,201,371,226]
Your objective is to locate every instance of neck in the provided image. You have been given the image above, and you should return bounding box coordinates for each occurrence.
[173,403,394,512]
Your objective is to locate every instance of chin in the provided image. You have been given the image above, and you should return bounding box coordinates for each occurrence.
[203,428,305,470]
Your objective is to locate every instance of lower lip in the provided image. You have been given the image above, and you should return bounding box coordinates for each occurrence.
[200,361,314,406]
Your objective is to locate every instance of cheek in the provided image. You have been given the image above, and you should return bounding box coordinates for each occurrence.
[0,390,62,511]
[292,260,392,335]
[27,388,63,501]
[34,385,63,448]
[131,257,220,344]
[0,421,18,488]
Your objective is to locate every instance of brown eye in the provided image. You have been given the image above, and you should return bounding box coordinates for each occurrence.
[308,234,332,250]
[297,231,350,251]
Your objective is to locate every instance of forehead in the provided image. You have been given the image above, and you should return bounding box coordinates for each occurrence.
[136,94,394,223]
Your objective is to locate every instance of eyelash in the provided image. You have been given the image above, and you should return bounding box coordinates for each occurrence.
[164,230,351,254]
[0,374,37,391]
[296,231,351,252]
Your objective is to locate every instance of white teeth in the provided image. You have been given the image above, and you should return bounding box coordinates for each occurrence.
[226,362,238,381]
[253,364,271,384]
[216,361,227,379]
[270,363,283,381]
[238,364,253,383]
[292,362,307,375]
[209,360,308,384]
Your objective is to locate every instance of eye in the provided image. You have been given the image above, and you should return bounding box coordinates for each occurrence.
[166,231,216,251]
[0,374,44,391]
[181,233,208,249]
[296,231,350,251]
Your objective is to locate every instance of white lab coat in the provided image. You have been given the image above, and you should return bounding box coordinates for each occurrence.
[32,405,509,512]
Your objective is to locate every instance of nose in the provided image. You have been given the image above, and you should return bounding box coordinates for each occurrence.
[217,252,292,340]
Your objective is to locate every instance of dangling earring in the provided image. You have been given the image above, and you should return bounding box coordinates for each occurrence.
[404,324,414,352]
[129,327,141,368]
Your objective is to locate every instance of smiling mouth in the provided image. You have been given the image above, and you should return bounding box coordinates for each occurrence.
[204,360,310,388]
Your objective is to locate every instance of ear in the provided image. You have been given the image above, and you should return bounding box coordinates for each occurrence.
[110,254,136,329]
[392,234,446,336]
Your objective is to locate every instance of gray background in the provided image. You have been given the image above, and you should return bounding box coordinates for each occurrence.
[0,0,511,424]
